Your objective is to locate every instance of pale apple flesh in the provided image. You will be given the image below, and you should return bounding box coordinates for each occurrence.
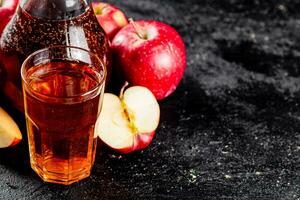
[96,93,134,150]
[0,107,22,148]
[96,86,160,153]
[123,86,160,132]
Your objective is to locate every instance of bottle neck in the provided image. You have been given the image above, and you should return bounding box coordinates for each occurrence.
[20,0,90,20]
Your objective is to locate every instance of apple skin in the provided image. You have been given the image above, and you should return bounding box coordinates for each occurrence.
[114,131,156,154]
[3,81,24,112]
[111,20,186,100]
[0,107,22,148]
[0,61,6,88]
[10,137,22,147]
[0,0,19,35]
[92,2,128,41]
[0,53,24,112]
[0,0,21,111]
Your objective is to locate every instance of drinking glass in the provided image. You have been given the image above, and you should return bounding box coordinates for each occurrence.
[21,46,106,185]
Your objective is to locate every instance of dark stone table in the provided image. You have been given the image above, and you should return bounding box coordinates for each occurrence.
[1,0,300,199]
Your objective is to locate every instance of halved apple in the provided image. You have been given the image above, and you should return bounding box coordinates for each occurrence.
[95,84,160,153]
[0,107,22,148]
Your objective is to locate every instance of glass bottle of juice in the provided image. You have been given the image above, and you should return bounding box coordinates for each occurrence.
[0,0,111,112]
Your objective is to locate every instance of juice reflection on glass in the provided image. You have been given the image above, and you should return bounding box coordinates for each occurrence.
[21,46,106,185]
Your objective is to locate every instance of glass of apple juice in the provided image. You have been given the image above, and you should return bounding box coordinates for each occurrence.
[21,46,106,185]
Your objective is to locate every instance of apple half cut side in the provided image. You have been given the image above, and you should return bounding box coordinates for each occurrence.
[95,85,160,154]
[0,107,22,148]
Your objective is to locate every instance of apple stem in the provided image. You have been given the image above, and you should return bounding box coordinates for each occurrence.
[0,0,2,6]
[120,81,129,99]
[129,18,147,40]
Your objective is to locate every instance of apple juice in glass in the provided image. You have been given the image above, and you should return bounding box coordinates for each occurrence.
[0,0,111,112]
[21,46,106,185]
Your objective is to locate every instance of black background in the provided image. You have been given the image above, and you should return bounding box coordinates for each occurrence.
[1,0,300,199]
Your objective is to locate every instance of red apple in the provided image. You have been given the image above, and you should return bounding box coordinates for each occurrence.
[0,53,24,112]
[111,20,186,100]
[0,62,6,88]
[0,0,19,35]
[92,2,128,41]
[0,107,22,148]
[95,83,160,154]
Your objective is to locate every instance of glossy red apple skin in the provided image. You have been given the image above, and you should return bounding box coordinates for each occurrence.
[0,62,6,88]
[92,2,128,41]
[0,53,23,112]
[111,20,186,100]
[10,137,22,147]
[0,0,19,35]
[113,131,156,154]
[0,0,20,110]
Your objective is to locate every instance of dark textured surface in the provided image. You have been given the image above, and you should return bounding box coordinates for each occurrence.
[2,0,300,199]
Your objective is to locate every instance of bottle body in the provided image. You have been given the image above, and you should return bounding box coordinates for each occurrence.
[0,0,111,111]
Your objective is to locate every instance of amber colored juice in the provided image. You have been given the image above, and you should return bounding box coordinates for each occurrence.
[23,60,103,185]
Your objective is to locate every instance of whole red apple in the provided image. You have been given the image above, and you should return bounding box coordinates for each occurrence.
[111,20,186,100]
[92,2,128,41]
[0,0,19,35]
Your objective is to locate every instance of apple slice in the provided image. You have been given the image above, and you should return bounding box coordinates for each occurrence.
[96,83,160,153]
[0,107,22,148]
